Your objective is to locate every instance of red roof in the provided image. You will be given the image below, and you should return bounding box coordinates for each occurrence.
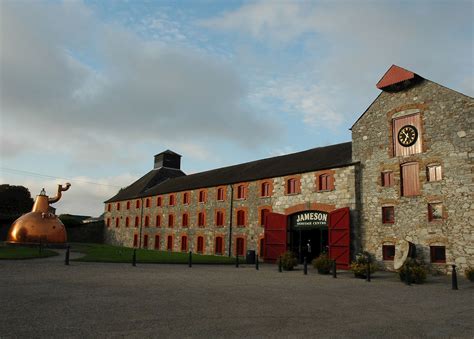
[376,65,416,89]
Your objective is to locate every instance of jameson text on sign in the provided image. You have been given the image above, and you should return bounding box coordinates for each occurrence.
[292,211,328,229]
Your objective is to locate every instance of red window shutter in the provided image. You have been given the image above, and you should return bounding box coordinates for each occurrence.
[181,236,187,251]
[136,200,140,208]
[126,201,130,210]
[133,234,138,247]
[156,215,161,227]
[215,237,223,254]
[145,216,149,227]
[167,236,173,250]
[401,162,420,196]
[197,237,204,253]
[236,238,244,256]
[115,218,119,227]
[157,197,162,207]
[125,217,129,227]
[155,235,160,249]
[107,204,111,212]
[143,234,148,248]
[135,216,139,228]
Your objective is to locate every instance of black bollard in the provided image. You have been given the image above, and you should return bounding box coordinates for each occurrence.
[278,256,282,272]
[188,251,192,268]
[452,265,458,290]
[256,254,259,270]
[405,265,411,285]
[132,249,137,267]
[235,254,239,268]
[366,258,371,282]
[332,260,337,278]
[304,257,308,275]
[65,245,70,266]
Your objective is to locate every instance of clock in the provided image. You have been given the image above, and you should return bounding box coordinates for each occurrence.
[397,125,418,147]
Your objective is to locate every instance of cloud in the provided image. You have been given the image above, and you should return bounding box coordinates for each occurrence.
[0,1,281,165]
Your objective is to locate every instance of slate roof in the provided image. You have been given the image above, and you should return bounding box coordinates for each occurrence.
[105,142,354,203]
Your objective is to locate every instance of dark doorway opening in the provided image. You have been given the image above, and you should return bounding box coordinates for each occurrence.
[290,228,328,263]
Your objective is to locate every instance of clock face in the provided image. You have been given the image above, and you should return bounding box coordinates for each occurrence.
[397,125,418,147]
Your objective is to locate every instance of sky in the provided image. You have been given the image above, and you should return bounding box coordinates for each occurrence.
[1,0,473,217]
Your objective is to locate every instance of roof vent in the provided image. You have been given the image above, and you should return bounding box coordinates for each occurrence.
[154,150,181,170]
[376,65,418,90]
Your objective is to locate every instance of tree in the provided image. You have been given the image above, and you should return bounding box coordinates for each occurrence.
[0,185,34,217]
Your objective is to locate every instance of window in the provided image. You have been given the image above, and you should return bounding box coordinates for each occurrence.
[261,182,270,197]
[143,234,148,249]
[430,246,446,263]
[181,236,188,252]
[319,175,330,191]
[217,187,225,201]
[125,217,130,227]
[169,194,175,206]
[183,192,190,205]
[106,218,110,227]
[134,216,140,228]
[260,208,270,226]
[197,236,204,253]
[382,206,394,224]
[145,198,150,208]
[136,200,140,208]
[126,201,130,210]
[381,171,394,187]
[116,202,121,211]
[182,213,189,227]
[155,215,161,227]
[286,178,298,194]
[428,203,443,221]
[236,237,245,256]
[401,162,420,196]
[107,204,111,212]
[144,216,150,227]
[216,211,224,227]
[167,236,173,251]
[427,164,442,182]
[393,113,422,156]
[382,245,395,261]
[198,212,206,227]
[133,234,138,247]
[154,235,160,250]
[157,196,162,207]
[215,237,223,255]
[198,190,206,203]
[168,214,174,228]
[115,218,119,228]
[237,185,246,199]
[237,210,246,227]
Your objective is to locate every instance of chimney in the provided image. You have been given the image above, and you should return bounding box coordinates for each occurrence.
[154,150,181,170]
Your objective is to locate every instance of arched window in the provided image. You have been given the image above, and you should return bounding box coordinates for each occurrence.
[146,198,151,208]
[216,211,224,227]
[157,196,162,207]
[236,237,245,256]
[197,236,204,253]
[125,217,130,227]
[168,214,174,228]
[183,192,190,204]
[167,235,173,251]
[126,201,130,210]
[106,218,110,227]
[133,234,138,247]
[182,213,189,227]
[115,218,120,228]
[154,235,160,250]
[136,200,140,208]
[135,216,140,228]
[260,208,270,226]
[155,215,161,227]
[107,204,111,212]
[116,202,121,211]
[198,212,206,227]
[261,182,270,197]
[237,185,245,199]
[217,187,225,201]
[198,190,206,203]
[144,215,149,227]
[237,210,245,227]
[215,237,223,255]
[169,194,175,206]
[287,178,297,194]
[181,236,188,252]
[143,234,149,249]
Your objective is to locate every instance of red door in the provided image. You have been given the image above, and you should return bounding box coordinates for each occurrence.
[264,212,287,262]
[328,207,351,269]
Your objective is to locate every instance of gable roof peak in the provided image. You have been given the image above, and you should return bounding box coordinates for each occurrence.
[376,64,419,90]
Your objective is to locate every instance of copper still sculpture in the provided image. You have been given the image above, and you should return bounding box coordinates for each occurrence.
[7,183,71,244]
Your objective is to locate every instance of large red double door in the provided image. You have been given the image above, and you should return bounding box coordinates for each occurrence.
[263,207,351,269]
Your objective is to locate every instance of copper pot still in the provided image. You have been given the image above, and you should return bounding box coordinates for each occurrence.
[7,183,71,244]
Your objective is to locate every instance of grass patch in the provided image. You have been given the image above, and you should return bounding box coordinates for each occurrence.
[71,243,245,264]
[0,246,58,260]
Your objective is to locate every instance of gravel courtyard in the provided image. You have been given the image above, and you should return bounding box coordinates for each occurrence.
[1,255,473,338]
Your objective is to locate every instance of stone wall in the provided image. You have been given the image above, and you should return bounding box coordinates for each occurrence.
[352,79,473,273]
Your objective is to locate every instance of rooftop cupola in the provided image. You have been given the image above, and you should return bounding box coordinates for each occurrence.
[154,150,181,170]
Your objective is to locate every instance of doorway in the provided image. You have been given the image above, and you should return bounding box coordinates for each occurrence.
[290,228,328,263]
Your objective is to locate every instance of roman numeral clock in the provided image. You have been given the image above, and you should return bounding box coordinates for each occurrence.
[397,125,418,147]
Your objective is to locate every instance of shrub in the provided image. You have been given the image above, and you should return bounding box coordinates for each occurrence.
[465,267,474,282]
[279,251,298,271]
[312,254,332,274]
[398,258,427,284]
[350,251,377,279]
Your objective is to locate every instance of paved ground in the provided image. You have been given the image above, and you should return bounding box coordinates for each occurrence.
[1,256,473,338]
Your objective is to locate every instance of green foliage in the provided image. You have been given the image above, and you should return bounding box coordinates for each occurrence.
[464,267,474,282]
[0,185,33,217]
[0,246,58,260]
[59,214,91,228]
[350,251,377,278]
[279,251,298,271]
[398,258,427,284]
[312,254,332,274]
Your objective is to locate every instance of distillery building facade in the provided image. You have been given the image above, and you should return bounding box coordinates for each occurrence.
[104,65,473,273]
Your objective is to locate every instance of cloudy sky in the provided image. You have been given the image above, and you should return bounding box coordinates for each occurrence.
[1,0,472,216]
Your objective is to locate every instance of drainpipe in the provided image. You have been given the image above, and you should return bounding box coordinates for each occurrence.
[228,185,234,257]
[138,197,144,248]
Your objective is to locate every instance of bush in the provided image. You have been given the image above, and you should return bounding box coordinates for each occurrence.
[350,251,377,279]
[465,267,474,282]
[312,254,332,274]
[279,251,298,271]
[398,258,427,284]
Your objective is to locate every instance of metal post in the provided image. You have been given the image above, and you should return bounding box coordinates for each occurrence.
[65,245,70,266]
[332,260,337,278]
[304,257,308,275]
[235,254,239,268]
[405,265,411,285]
[256,254,259,270]
[452,265,458,290]
[278,256,282,272]
[188,251,192,268]
[366,257,371,282]
[132,249,136,267]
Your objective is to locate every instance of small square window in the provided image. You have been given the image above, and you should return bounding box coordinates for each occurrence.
[427,165,442,182]
[382,206,394,224]
[428,203,443,221]
[382,245,395,261]
[381,171,394,187]
[430,246,446,263]
[217,188,225,201]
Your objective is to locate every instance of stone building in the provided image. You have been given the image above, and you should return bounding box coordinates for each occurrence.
[104,65,473,273]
